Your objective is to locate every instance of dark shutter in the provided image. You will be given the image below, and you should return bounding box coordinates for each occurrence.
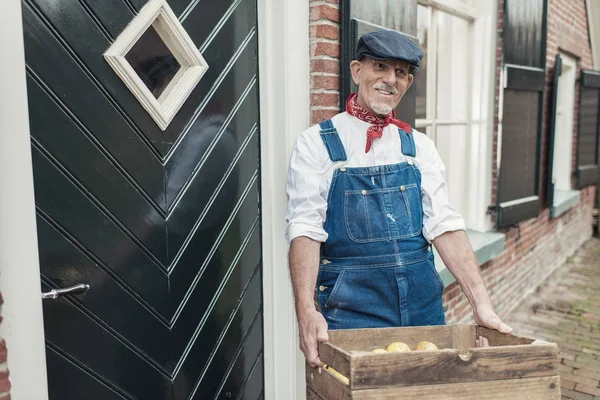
[496,0,547,228]
[575,70,600,187]
[340,0,418,126]
[546,55,562,208]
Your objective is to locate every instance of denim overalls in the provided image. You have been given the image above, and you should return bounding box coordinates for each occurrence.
[315,119,446,330]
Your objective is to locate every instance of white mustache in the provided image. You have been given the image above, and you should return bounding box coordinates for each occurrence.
[373,83,398,94]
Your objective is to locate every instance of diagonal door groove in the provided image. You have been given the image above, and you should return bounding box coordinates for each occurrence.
[164,27,256,161]
[232,352,263,400]
[190,307,262,400]
[41,276,174,378]
[46,340,134,400]
[31,137,168,272]
[23,0,163,161]
[167,78,257,213]
[26,66,166,219]
[169,169,259,322]
[122,0,138,14]
[76,0,113,42]
[173,258,261,377]
[179,0,203,22]
[167,125,258,272]
[36,208,171,326]
[197,0,245,53]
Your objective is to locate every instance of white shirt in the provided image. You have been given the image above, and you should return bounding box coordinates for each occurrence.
[285,112,466,244]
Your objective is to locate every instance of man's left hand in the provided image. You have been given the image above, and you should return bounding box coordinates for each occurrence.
[473,304,513,334]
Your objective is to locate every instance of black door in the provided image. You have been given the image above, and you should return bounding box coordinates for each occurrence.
[21,0,263,398]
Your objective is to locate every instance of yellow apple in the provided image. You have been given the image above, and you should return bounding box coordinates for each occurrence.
[414,341,439,351]
[386,341,411,352]
[372,348,388,353]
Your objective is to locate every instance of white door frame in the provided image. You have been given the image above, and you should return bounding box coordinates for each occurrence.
[0,1,49,399]
[258,0,310,399]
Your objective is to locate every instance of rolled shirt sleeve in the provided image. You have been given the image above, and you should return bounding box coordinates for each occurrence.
[418,135,466,242]
[285,132,329,244]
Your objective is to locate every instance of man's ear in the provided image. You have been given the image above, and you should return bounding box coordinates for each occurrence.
[350,60,362,85]
[406,73,414,90]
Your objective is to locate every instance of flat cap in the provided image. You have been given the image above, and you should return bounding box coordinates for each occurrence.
[355,30,424,69]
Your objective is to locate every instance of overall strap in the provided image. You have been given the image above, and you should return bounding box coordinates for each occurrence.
[318,119,348,162]
[398,128,416,157]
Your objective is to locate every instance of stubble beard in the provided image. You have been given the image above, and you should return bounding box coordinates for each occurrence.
[371,103,394,116]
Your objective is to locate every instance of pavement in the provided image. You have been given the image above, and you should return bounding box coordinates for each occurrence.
[505,238,600,400]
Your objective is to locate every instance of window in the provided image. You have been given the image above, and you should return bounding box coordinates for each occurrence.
[415,0,495,232]
[547,53,581,217]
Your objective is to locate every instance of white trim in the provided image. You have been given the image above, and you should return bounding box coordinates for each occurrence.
[553,53,577,192]
[258,0,310,399]
[425,4,438,142]
[104,0,208,130]
[419,0,477,21]
[499,195,539,208]
[464,0,497,232]
[415,119,468,127]
[586,0,600,69]
[0,1,48,398]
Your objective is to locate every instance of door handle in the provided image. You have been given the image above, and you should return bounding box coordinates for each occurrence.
[41,284,90,300]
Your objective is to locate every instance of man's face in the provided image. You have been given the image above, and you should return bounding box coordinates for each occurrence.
[350,58,414,116]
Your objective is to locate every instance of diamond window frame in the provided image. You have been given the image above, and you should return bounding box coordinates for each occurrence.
[104,0,208,130]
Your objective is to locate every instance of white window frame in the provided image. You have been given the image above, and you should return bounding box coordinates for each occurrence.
[104,0,209,131]
[416,0,497,233]
[553,53,577,193]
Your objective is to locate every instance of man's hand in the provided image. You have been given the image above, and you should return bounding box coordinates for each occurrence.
[473,303,513,334]
[298,308,329,367]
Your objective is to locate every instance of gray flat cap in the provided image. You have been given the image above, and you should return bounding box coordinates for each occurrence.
[355,30,424,68]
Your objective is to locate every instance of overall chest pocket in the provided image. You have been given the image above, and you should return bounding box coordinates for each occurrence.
[344,183,423,242]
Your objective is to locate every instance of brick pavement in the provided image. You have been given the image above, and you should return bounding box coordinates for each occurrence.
[505,238,600,400]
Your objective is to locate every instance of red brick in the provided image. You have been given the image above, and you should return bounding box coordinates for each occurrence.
[309,5,340,23]
[312,109,340,124]
[311,59,340,75]
[0,377,10,394]
[311,93,339,108]
[313,42,340,58]
[312,24,339,40]
[312,75,340,90]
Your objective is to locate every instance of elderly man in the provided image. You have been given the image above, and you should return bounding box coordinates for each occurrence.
[285,30,512,367]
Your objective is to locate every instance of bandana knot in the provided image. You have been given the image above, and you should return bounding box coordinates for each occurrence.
[345,93,412,153]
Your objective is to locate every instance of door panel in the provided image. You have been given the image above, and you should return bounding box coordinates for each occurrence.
[23,0,263,397]
[22,2,165,207]
[46,346,127,400]
[26,0,167,152]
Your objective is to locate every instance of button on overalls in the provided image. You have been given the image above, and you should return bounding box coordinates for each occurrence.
[315,119,446,330]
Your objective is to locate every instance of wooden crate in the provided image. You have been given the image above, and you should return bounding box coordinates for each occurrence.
[306,325,560,399]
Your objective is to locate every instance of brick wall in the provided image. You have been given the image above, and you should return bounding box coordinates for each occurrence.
[310,0,341,124]
[444,0,596,323]
[0,294,10,399]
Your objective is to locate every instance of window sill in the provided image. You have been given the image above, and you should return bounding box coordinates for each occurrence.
[551,189,580,218]
[434,230,506,288]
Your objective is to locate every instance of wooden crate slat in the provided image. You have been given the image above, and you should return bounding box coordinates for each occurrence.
[451,324,476,354]
[350,375,560,399]
[328,326,455,351]
[349,343,559,389]
[306,363,351,400]
[477,326,534,345]
[307,387,325,400]
[319,342,352,378]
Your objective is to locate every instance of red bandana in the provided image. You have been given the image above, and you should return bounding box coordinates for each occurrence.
[345,93,412,153]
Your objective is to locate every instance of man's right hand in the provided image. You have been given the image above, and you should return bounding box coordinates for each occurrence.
[298,308,329,367]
